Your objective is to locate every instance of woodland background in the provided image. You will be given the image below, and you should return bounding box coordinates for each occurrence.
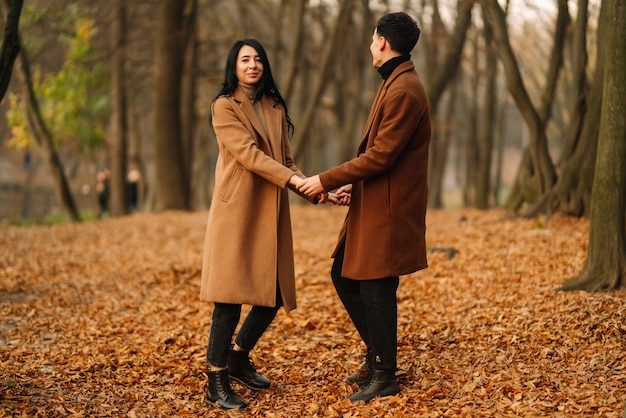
[0,0,617,220]
[1,0,626,416]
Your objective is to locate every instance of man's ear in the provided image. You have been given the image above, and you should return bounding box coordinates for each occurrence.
[379,36,389,51]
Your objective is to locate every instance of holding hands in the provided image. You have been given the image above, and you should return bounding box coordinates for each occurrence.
[329,184,351,206]
[298,175,324,196]
[297,175,351,206]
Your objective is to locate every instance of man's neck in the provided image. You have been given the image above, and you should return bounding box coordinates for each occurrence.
[377,54,410,80]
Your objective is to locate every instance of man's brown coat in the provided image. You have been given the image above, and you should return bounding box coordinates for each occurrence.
[319,60,431,280]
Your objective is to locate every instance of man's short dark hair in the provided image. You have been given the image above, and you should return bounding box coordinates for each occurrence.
[375,12,421,55]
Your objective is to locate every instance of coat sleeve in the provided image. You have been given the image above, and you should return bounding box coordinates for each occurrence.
[281,116,321,204]
[282,123,304,178]
[212,97,295,188]
[319,90,424,191]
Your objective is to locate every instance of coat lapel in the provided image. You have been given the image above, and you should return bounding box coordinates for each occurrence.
[357,60,416,154]
[234,88,263,133]
[358,81,387,154]
[262,96,285,163]
[232,88,285,161]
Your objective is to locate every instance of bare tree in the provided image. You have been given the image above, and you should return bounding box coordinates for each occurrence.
[279,0,307,103]
[482,0,560,205]
[153,0,189,210]
[426,0,474,110]
[559,0,589,165]
[0,0,22,101]
[425,0,474,208]
[336,0,373,164]
[475,8,498,209]
[291,0,356,160]
[462,38,478,207]
[525,0,605,218]
[560,0,625,291]
[108,0,129,217]
[181,0,199,208]
[14,45,80,222]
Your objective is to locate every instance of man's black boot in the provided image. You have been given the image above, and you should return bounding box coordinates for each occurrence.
[349,369,400,403]
[205,369,247,409]
[347,350,371,387]
[227,348,271,390]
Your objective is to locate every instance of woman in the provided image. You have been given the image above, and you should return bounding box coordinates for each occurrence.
[200,39,311,410]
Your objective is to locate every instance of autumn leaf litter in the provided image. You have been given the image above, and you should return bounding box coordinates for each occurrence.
[1,206,625,417]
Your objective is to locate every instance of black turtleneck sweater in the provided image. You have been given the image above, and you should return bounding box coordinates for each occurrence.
[377,54,411,80]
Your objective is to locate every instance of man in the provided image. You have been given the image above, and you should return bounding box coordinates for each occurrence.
[298,12,431,403]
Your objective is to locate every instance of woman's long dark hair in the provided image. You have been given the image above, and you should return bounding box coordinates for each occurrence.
[212,39,294,136]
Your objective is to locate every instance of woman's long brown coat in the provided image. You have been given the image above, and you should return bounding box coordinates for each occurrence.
[319,60,431,280]
[200,87,303,312]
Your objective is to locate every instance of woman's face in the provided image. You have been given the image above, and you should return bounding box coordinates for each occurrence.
[236,45,264,85]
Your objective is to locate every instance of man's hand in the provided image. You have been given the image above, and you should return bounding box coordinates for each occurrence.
[298,175,324,196]
[333,184,352,206]
[326,193,343,205]
[325,184,351,206]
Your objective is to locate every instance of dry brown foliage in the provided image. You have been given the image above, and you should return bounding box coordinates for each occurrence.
[1,206,625,417]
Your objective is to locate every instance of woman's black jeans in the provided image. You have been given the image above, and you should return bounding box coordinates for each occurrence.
[331,243,399,371]
[206,288,282,368]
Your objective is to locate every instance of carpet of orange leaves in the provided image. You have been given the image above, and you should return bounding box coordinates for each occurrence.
[1,205,625,417]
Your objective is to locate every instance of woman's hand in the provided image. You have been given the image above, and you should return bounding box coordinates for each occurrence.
[288,174,304,188]
[297,175,324,196]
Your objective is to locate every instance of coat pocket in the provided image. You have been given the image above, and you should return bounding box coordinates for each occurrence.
[222,166,243,202]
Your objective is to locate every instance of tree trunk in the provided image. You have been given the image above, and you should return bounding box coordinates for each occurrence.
[181,0,198,208]
[493,100,507,205]
[337,0,372,164]
[523,0,606,218]
[560,0,626,291]
[280,0,306,103]
[504,148,537,211]
[108,0,129,217]
[291,0,355,159]
[482,0,556,196]
[537,0,569,125]
[427,0,474,110]
[476,10,497,209]
[271,0,288,71]
[153,0,189,210]
[559,0,588,165]
[14,48,80,222]
[430,80,459,208]
[423,0,446,91]
[426,0,474,208]
[461,34,479,207]
[0,0,22,101]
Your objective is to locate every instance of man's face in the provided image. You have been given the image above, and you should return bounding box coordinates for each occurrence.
[369,29,384,68]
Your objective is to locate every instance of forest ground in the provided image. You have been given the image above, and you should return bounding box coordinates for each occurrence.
[1,205,625,417]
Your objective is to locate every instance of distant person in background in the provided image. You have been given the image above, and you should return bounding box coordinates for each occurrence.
[200,38,317,410]
[23,150,31,171]
[298,12,431,403]
[96,169,110,218]
[126,169,140,212]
